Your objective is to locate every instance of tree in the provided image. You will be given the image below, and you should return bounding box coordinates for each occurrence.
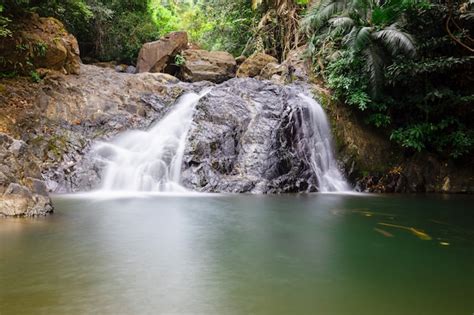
[302,0,416,97]
[245,0,309,60]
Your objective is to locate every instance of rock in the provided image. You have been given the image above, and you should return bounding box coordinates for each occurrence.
[126,66,136,74]
[0,133,53,216]
[180,78,320,193]
[114,64,135,73]
[0,195,30,216]
[235,55,247,66]
[260,62,285,80]
[5,183,32,197]
[0,13,81,75]
[281,45,310,82]
[136,32,188,73]
[8,140,27,157]
[257,46,310,84]
[0,182,52,217]
[180,49,236,83]
[115,64,128,72]
[236,53,278,78]
[92,61,117,69]
[25,177,49,196]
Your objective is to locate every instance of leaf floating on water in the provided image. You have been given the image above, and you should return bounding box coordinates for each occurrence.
[378,222,411,229]
[378,222,432,241]
[374,227,394,238]
[352,210,396,217]
[409,228,432,241]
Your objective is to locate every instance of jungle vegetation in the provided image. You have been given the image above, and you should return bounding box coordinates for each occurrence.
[1,0,473,159]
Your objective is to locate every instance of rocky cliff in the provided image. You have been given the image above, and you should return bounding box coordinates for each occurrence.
[0,65,184,216]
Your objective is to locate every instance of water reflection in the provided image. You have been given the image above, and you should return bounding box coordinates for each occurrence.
[0,194,473,314]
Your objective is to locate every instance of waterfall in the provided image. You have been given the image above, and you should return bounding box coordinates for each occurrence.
[93,89,210,192]
[89,84,349,194]
[298,94,350,192]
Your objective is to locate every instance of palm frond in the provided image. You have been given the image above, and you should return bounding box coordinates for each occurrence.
[363,44,386,98]
[346,26,373,51]
[301,0,346,32]
[460,12,474,21]
[329,16,355,30]
[350,0,372,20]
[374,24,416,57]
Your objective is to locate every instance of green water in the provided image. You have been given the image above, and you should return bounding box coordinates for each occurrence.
[0,194,473,315]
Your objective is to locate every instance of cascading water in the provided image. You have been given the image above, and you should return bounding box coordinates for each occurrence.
[298,94,350,192]
[93,89,210,193]
[89,81,349,194]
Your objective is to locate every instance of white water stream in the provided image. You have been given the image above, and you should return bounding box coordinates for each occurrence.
[92,88,349,193]
[299,94,350,192]
[93,90,210,192]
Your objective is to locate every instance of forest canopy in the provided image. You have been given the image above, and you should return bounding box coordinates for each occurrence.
[0,0,262,62]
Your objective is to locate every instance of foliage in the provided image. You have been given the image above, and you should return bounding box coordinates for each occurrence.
[244,0,309,60]
[303,0,418,97]
[0,4,12,38]
[199,0,258,55]
[30,70,41,83]
[1,0,301,62]
[174,54,186,66]
[305,0,474,159]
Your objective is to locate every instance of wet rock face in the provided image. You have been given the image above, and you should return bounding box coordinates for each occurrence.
[0,133,52,217]
[181,78,319,193]
[37,74,319,195]
[0,65,190,215]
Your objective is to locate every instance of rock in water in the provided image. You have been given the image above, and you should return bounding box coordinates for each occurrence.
[180,49,236,83]
[136,32,188,73]
[0,134,52,217]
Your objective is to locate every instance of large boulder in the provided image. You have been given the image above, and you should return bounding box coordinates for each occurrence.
[181,78,321,193]
[0,133,52,217]
[136,32,188,73]
[179,49,236,83]
[236,53,278,78]
[0,13,81,75]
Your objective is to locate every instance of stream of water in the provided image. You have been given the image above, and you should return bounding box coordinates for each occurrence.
[91,89,349,193]
[298,94,349,192]
[92,89,210,193]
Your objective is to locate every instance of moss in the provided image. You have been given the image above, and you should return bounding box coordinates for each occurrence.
[46,135,68,160]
